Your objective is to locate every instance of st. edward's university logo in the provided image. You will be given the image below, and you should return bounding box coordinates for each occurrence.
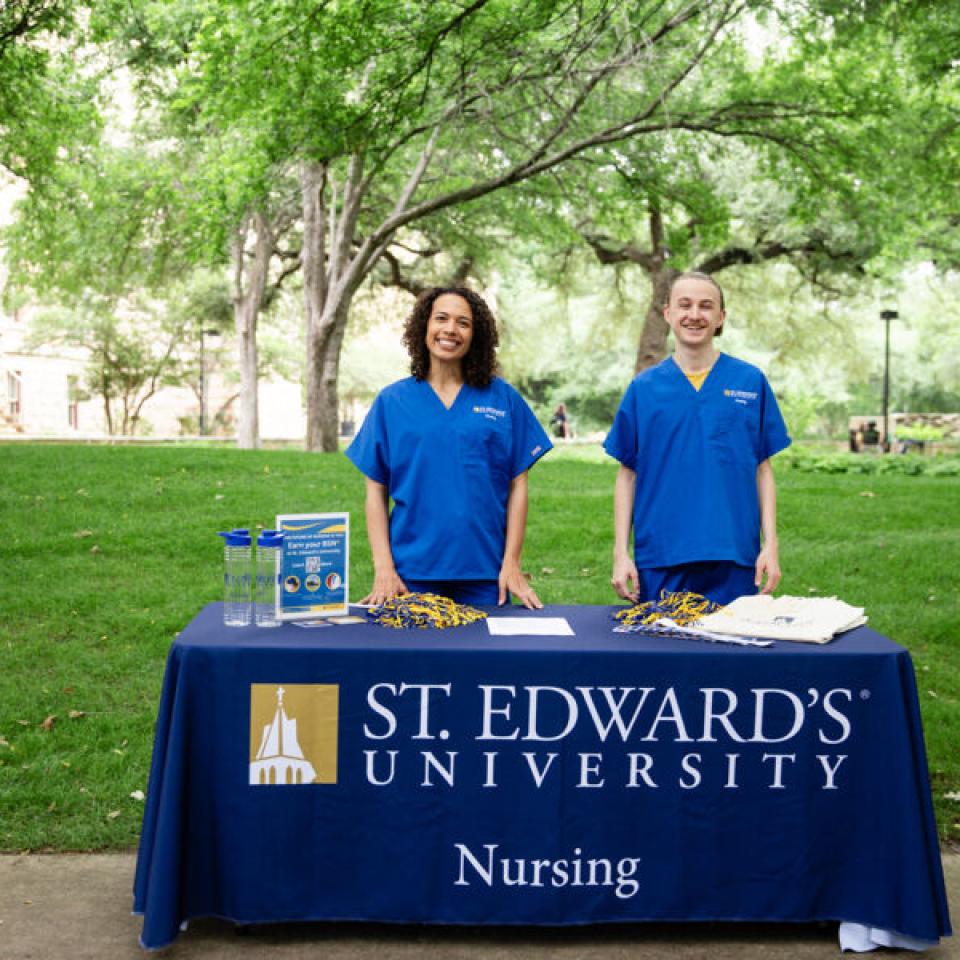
[249,684,339,785]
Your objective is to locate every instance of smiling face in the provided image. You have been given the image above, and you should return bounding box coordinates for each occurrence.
[425,293,474,367]
[663,275,725,348]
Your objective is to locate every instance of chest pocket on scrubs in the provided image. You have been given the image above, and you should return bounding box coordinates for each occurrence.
[459,412,512,486]
[709,400,760,464]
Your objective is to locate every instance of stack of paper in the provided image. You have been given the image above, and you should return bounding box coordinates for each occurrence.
[696,595,867,644]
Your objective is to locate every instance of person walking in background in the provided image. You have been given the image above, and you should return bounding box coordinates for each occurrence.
[550,402,573,439]
[604,271,791,606]
[347,286,552,610]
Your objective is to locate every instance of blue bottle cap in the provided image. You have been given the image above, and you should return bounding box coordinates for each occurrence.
[257,529,284,548]
[218,529,252,546]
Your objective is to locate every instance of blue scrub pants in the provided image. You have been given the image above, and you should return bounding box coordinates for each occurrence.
[638,562,756,606]
[403,579,502,606]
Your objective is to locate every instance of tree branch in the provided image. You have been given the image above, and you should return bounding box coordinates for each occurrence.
[697,236,869,276]
[582,233,658,272]
[378,249,428,297]
[357,4,752,248]
[0,0,62,52]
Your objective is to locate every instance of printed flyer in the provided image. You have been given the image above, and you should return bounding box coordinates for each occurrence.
[275,512,349,619]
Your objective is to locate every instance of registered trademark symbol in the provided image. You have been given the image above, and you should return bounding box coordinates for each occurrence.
[860,689,871,700]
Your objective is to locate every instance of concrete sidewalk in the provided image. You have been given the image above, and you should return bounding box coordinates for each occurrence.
[1,852,957,959]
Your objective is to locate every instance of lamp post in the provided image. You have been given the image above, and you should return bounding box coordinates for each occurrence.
[199,328,221,436]
[880,310,898,453]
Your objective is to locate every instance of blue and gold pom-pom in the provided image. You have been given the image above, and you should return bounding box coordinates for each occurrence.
[612,590,722,629]
[368,592,487,629]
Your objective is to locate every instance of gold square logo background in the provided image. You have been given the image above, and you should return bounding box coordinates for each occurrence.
[249,683,339,783]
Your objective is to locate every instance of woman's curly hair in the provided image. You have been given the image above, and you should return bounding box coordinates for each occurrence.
[402,287,499,387]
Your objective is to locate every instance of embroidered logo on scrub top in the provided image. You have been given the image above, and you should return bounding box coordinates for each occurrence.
[473,405,507,421]
[249,684,339,785]
[724,388,758,406]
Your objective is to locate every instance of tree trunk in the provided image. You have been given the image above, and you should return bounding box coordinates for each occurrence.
[634,266,677,372]
[305,302,349,452]
[301,135,440,451]
[583,211,675,374]
[232,212,274,449]
[302,158,369,453]
[121,390,133,436]
[235,295,259,449]
[100,376,114,435]
[302,159,331,452]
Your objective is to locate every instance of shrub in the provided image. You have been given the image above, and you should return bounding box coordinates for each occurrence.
[779,448,960,477]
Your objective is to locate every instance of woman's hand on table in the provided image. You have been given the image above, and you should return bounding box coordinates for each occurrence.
[359,569,408,607]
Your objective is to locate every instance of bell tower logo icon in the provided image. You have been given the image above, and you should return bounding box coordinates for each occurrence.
[249,684,339,785]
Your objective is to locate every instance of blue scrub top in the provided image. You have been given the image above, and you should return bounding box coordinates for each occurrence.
[603,353,791,568]
[346,376,552,581]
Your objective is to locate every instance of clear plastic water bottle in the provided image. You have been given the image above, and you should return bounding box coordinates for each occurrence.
[218,529,252,626]
[255,529,284,628]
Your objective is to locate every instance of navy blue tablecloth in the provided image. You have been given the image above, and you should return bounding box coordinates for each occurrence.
[133,604,952,949]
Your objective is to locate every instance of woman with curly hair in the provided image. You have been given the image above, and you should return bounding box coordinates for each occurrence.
[346,286,551,609]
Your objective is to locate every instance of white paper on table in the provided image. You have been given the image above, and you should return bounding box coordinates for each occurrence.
[658,618,773,647]
[486,617,575,637]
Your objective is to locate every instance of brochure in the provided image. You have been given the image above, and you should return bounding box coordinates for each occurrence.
[275,512,349,620]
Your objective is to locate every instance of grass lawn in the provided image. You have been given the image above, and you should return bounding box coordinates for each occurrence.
[1,442,958,850]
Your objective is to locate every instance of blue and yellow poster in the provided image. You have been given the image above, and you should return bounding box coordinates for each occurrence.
[275,513,349,619]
